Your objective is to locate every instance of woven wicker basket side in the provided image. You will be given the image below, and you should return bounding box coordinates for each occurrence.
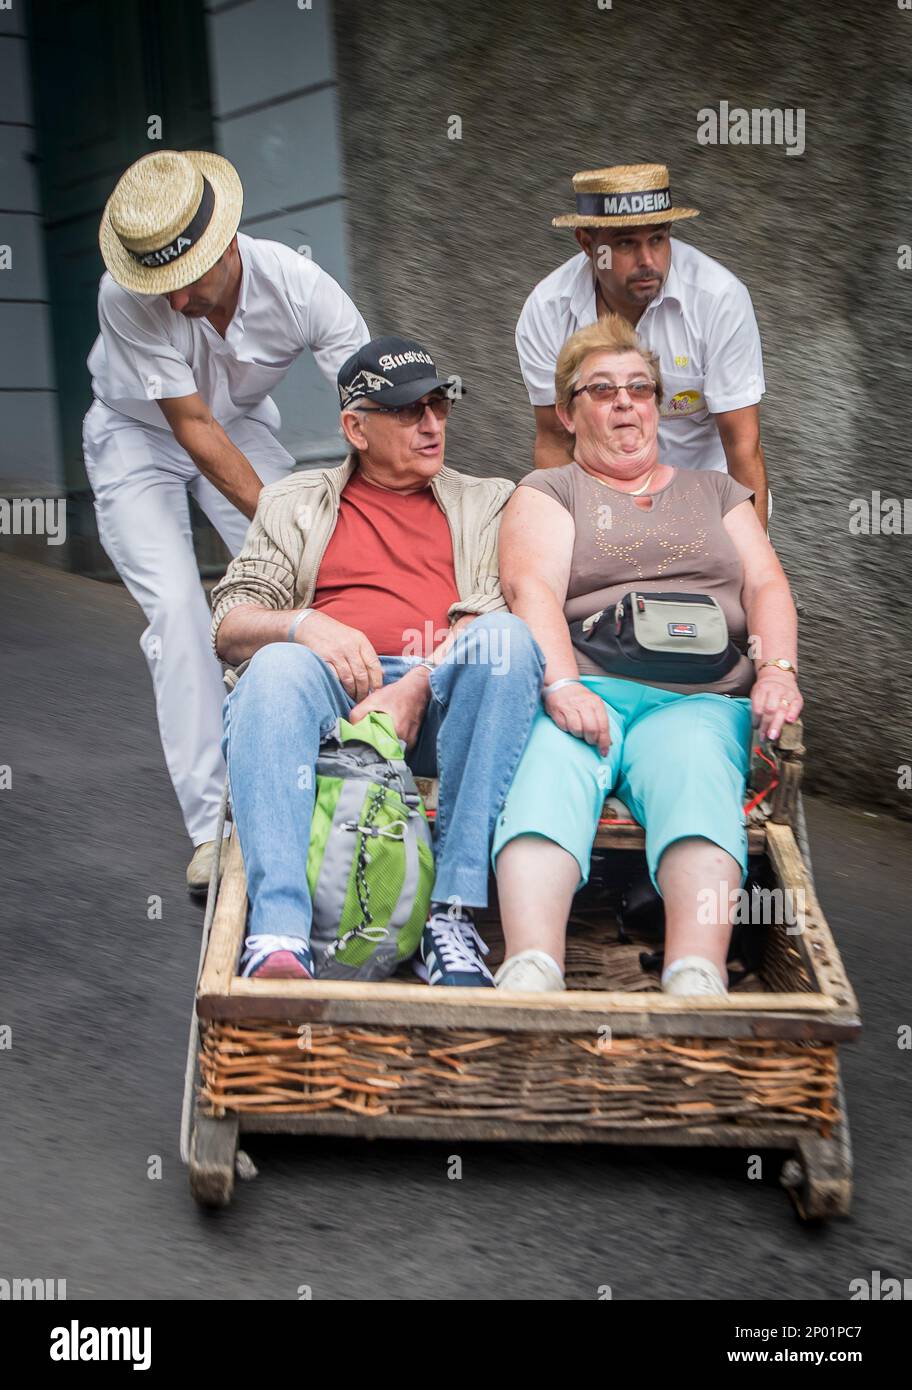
[200,1022,839,1135]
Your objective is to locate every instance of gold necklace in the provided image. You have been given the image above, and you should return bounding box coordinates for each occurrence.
[628,467,659,496]
[587,463,661,495]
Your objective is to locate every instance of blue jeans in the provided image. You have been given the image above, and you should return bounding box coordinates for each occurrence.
[223,612,545,942]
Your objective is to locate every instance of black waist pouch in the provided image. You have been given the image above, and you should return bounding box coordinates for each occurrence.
[569,591,742,685]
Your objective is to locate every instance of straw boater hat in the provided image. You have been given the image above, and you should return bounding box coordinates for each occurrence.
[552,163,699,229]
[99,150,243,294]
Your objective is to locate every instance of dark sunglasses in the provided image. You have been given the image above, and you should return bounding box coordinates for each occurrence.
[571,380,657,403]
[351,392,453,426]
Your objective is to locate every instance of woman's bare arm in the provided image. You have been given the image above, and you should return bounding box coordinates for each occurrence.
[724,499,802,740]
[499,487,610,753]
[499,488,578,685]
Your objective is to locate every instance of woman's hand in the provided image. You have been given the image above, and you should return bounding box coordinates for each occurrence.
[752,669,803,743]
[544,681,611,756]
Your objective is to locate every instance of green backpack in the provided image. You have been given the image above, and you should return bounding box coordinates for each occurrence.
[307,711,435,980]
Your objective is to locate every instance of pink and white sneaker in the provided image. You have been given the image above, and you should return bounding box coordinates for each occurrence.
[240,934,315,980]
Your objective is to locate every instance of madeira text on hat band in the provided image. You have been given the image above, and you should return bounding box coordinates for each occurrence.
[127,176,216,268]
[575,186,672,218]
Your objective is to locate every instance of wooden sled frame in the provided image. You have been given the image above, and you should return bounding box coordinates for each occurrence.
[184,720,860,1221]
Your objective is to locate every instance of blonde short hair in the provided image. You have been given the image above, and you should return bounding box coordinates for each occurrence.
[555,314,664,412]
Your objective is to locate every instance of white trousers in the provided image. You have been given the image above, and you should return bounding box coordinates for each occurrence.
[82,400,295,845]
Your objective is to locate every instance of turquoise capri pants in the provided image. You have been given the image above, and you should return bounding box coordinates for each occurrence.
[490,676,753,895]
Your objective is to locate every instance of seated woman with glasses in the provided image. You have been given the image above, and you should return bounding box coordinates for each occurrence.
[490,314,803,996]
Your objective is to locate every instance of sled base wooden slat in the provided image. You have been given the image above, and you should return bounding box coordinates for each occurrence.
[236,1113,823,1147]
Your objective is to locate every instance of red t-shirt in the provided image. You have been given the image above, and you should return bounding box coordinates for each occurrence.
[311,470,460,657]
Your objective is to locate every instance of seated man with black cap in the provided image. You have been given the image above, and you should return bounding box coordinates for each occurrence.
[210,335,544,986]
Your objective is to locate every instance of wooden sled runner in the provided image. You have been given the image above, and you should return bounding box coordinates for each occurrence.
[182,720,860,1221]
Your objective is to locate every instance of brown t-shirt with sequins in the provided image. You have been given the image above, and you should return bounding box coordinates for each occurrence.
[518,463,756,695]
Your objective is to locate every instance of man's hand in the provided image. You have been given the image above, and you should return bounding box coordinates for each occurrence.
[296,611,384,701]
[544,681,611,756]
[349,668,430,750]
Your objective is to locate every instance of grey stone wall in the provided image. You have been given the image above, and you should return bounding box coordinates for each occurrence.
[0,4,63,491]
[334,0,912,814]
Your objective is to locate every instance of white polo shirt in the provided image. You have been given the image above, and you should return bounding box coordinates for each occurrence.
[87,231,369,432]
[515,237,765,472]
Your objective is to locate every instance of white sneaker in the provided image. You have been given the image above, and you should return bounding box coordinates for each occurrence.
[661,955,728,997]
[494,949,565,992]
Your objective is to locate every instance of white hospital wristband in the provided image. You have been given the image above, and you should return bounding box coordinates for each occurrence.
[542,677,582,697]
[287,609,315,643]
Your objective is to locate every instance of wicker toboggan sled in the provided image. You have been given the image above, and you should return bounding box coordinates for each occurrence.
[181,720,859,1220]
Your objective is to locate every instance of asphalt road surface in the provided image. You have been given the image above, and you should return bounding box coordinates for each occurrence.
[2,556,910,1300]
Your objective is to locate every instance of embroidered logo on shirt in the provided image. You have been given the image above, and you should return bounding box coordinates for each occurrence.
[674,354,689,368]
[663,389,704,417]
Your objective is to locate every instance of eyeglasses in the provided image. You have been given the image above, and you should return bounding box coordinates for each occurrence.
[571,380,657,403]
[351,392,453,426]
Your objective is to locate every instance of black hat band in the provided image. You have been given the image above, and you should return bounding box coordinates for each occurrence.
[575,186,672,218]
[127,176,216,268]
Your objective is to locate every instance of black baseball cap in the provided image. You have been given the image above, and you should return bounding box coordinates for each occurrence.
[337,334,465,408]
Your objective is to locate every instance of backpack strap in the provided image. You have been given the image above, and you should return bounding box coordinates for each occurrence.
[387,756,423,811]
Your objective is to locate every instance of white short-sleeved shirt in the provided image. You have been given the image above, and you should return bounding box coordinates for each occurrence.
[87,232,370,432]
[515,238,765,473]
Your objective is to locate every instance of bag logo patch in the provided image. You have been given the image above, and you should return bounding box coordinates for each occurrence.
[668,622,697,637]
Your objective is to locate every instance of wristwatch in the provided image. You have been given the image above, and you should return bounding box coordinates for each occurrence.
[757,658,797,676]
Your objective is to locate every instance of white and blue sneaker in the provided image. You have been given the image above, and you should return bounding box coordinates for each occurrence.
[415,906,494,988]
[240,934,315,980]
